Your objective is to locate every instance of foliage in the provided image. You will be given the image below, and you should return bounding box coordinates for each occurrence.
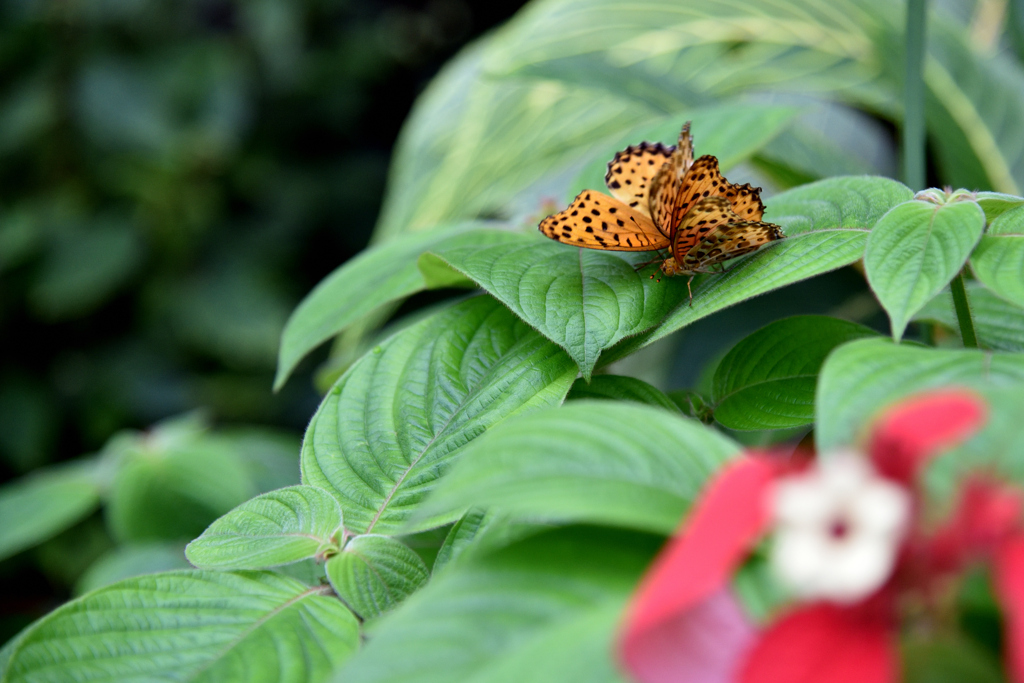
[5,0,1024,681]
[0,0,520,643]
[0,413,299,589]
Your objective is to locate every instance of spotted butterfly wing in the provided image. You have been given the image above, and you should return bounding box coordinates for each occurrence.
[668,156,768,253]
[604,141,675,223]
[673,196,783,270]
[649,122,695,234]
[539,190,670,251]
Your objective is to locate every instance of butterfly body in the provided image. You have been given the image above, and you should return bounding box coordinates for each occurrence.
[539,122,784,301]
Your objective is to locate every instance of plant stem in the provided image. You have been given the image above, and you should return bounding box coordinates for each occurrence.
[904,0,927,190]
[949,271,979,348]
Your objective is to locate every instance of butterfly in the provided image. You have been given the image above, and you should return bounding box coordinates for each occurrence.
[538,122,784,302]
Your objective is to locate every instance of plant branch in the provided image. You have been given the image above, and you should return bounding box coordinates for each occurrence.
[949,270,979,348]
[904,0,928,190]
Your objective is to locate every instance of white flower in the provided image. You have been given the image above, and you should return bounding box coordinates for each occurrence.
[769,450,911,605]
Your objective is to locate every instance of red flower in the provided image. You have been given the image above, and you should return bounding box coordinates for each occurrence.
[617,390,1017,683]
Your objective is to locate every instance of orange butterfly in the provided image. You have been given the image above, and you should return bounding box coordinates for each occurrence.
[539,122,784,301]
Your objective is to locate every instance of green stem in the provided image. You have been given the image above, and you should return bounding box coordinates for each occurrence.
[903,0,927,190]
[949,271,979,348]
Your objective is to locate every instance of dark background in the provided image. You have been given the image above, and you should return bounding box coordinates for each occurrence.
[0,0,524,638]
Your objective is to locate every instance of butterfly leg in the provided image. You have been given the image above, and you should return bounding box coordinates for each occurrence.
[632,256,663,272]
[633,250,670,273]
[686,276,694,306]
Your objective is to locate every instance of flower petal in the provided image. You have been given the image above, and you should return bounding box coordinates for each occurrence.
[869,390,987,484]
[995,534,1024,682]
[619,456,776,683]
[622,588,755,683]
[739,603,898,683]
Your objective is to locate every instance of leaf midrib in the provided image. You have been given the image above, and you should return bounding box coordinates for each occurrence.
[363,331,547,533]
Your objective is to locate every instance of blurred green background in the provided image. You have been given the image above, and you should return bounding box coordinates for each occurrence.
[0,0,523,643]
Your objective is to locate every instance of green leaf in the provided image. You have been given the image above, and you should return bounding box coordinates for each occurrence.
[864,198,985,341]
[490,1,1024,196]
[915,281,1024,352]
[970,205,1024,309]
[433,509,491,574]
[274,222,496,390]
[711,316,878,430]
[417,401,739,534]
[2,571,358,683]
[567,374,680,413]
[0,462,101,562]
[75,542,190,595]
[901,634,1004,683]
[186,485,344,570]
[107,431,257,542]
[976,191,1024,222]
[377,0,1024,251]
[432,231,688,379]
[567,105,799,201]
[301,296,577,536]
[603,176,912,364]
[335,527,659,683]
[326,535,430,620]
[816,338,1024,451]
[668,389,713,422]
[433,511,542,575]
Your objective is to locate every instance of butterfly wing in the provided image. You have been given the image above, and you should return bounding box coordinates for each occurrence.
[674,197,783,270]
[539,190,670,251]
[604,141,675,224]
[668,156,768,253]
[649,122,695,235]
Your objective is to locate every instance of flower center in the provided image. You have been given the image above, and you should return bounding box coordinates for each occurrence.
[769,451,912,604]
[829,517,850,540]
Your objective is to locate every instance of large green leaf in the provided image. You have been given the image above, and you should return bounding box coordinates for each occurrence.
[416,401,739,534]
[489,0,1024,195]
[914,281,1024,352]
[301,296,577,536]
[816,338,1024,450]
[922,20,1024,194]
[433,231,689,378]
[335,526,659,683]
[0,462,101,561]
[970,204,1024,309]
[864,198,985,341]
[186,485,344,570]
[274,223,497,390]
[374,0,1024,247]
[602,176,912,363]
[432,511,542,575]
[711,316,878,430]
[326,535,430,620]
[2,571,358,683]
